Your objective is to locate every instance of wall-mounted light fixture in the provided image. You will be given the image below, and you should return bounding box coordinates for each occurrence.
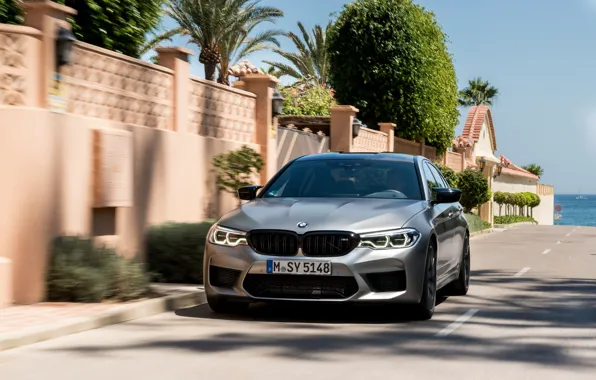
[493,163,503,179]
[352,118,362,138]
[271,88,284,117]
[478,157,486,171]
[55,27,76,71]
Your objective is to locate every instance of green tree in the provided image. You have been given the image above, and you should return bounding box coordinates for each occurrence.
[436,164,459,188]
[0,0,22,24]
[261,65,283,78]
[54,0,165,58]
[521,163,544,177]
[493,191,506,216]
[212,145,264,205]
[327,0,459,153]
[458,77,499,107]
[166,0,283,82]
[456,168,490,214]
[279,83,336,116]
[264,21,332,85]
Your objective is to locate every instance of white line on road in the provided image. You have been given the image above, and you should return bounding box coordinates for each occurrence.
[436,309,479,337]
[566,233,571,237]
[556,241,561,244]
[514,267,531,277]
[542,249,551,255]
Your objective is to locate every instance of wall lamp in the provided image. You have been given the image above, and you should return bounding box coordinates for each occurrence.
[493,163,503,179]
[55,27,76,72]
[352,118,362,138]
[478,157,486,171]
[272,88,284,117]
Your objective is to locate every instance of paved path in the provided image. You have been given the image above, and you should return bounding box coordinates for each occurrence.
[1,225,595,380]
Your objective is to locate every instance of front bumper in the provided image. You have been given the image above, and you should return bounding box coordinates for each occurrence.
[203,237,429,304]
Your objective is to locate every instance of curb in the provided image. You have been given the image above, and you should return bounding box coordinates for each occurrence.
[493,221,536,229]
[0,290,206,351]
[470,228,494,238]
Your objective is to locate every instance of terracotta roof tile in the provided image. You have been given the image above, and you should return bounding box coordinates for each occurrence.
[462,106,497,151]
[498,154,539,180]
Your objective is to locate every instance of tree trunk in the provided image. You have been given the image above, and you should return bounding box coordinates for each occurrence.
[204,63,217,82]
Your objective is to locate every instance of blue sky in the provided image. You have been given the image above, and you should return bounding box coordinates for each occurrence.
[150,0,596,194]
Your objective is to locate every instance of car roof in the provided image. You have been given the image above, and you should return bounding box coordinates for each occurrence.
[294,152,422,163]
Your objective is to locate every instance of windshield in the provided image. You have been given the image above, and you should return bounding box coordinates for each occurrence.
[262,159,423,200]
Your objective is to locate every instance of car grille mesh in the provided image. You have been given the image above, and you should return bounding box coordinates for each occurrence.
[243,274,359,299]
[248,231,299,256]
[366,270,407,292]
[209,266,242,288]
[247,231,360,257]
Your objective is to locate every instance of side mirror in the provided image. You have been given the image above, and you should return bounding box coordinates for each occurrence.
[238,185,263,201]
[431,187,462,205]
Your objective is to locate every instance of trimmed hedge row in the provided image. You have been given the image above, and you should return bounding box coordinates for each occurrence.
[494,215,537,225]
[494,191,540,217]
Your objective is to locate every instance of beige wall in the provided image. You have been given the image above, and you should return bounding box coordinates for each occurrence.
[0,107,257,304]
[534,193,554,226]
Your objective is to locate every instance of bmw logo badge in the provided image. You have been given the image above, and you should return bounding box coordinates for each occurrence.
[297,222,308,228]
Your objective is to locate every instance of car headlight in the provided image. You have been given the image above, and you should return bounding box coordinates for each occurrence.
[208,225,247,247]
[358,228,420,249]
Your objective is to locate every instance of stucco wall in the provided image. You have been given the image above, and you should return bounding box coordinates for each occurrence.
[0,107,258,304]
[533,194,554,226]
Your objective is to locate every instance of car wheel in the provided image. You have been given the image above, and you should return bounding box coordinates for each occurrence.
[207,294,249,314]
[412,241,437,320]
[447,233,470,296]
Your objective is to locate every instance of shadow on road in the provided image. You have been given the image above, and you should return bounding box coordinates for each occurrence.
[47,271,596,370]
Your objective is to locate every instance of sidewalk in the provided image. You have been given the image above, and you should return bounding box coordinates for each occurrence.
[0,284,206,351]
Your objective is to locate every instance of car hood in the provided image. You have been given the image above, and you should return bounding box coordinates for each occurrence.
[218,198,427,233]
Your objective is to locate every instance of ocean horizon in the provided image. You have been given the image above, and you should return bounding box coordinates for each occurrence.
[553,194,596,226]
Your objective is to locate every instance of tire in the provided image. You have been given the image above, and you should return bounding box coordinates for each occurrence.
[207,294,249,314]
[448,233,470,296]
[412,241,437,320]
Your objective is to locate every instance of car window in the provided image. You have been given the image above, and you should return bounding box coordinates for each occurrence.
[426,163,449,188]
[262,159,423,200]
[422,162,440,190]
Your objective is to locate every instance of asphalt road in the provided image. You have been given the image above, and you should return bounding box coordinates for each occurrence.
[1,225,595,380]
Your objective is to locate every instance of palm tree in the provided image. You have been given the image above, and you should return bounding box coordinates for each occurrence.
[458,77,499,106]
[217,25,284,85]
[264,21,332,86]
[522,163,544,177]
[260,65,283,78]
[165,0,283,82]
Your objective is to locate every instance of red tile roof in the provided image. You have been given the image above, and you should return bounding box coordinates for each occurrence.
[462,105,497,151]
[499,155,539,180]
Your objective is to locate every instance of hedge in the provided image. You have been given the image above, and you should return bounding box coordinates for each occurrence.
[494,215,537,225]
[146,221,216,284]
[46,236,150,302]
[493,191,540,217]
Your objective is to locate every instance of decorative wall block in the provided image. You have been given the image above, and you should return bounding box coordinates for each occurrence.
[0,33,27,106]
[92,128,133,208]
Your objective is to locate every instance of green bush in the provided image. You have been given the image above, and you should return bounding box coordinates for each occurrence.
[213,145,264,206]
[494,215,537,225]
[493,191,541,217]
[146,221,215,284]
[456,168,490,213]
[327,0,459,153]
[464,214,491,233]
[436,164,459,188]
[46,236,149,302]
[279,83,337,116]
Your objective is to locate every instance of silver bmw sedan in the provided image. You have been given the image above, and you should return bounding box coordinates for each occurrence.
[203,152,470,320]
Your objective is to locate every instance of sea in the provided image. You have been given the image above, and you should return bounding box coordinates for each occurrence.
[554,194,596,227]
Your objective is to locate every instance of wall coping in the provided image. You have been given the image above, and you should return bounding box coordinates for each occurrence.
[359,128,387,137]
[74,41,174,75]
[190,75,257,99]
[0,24,42,37]
[21,0,77,15]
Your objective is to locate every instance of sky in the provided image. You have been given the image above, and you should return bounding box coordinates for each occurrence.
[149,0,596,194]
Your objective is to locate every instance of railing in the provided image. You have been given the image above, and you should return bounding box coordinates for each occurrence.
[536,183,555,196]
[353,128,388,152]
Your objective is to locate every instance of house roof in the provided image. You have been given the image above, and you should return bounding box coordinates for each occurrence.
[499,155,539,180]
[462,105,498,151]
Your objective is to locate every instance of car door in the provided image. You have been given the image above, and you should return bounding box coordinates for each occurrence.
[421,162,451,279]
[426,162,462,272]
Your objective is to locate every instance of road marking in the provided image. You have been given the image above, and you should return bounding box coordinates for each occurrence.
[556,241,561,244]
[566,233,571,237]
[514,267,531,277]
[542,249,551,255]
[436,309,479,337]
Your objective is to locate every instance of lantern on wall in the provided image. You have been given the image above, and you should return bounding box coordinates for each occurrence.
[352,118,362,138]
[271,88,284,117]
[494,163,503,179]
[55,27,76,70]
[478,157,486,171]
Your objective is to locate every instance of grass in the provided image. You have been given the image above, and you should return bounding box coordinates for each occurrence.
[465,213,491,233]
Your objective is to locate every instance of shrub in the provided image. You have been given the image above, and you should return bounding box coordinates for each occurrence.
[494,191,542,217]
[456,168,490,213]
[494,215,537,225]
[46,236,149,302]
[146,221,215,284]
[436,164,459,188]
[279,83,337,116]
[327,0,459,153]
[464,213,490,233]
[213,145,264,205]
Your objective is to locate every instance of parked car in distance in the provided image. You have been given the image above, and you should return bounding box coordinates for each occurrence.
[203,152,470,320]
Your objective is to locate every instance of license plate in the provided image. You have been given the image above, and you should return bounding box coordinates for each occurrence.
[266,260,332,275]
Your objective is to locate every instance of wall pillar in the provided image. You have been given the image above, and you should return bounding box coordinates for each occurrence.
[22,0,77,109]
[479,162,495,225]
[378,123,395,152]
[0,257,12,307]
[156,47,194,132]
[419,138,426,156]
[242,74,279,183]
[329,105,359,152]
